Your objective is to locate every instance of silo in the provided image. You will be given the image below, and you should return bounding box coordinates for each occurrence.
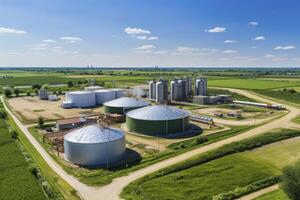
[149,80,156,100]
[94,89,116,105]
[103,97,150,115]
[126,105,190,135]
[195,77,207,96]
[178,79,188,100]
[111,88,124,98]
[155,80,168,103]
[64,124,125,166]
[64,91,96,108]
[171,80,181,101]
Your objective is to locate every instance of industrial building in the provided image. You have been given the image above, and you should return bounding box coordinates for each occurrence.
[64,124,125,166]
[38,89,49,100]
[171,77,192,101]
[61,89,124,108]
[103,97,150,115]
[126,105,190,135]
[195,77,207,96]
[132,85,149,98]
[56,117,97,130]
[149,79,168,103]
[233,100,284,110]
[193,94,232,105]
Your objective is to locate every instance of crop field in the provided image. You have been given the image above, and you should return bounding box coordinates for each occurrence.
[255,189,289,200]
[208,78,300,89]
[242,137,300,169]
[0,119,45,200]
[121,154,277,200]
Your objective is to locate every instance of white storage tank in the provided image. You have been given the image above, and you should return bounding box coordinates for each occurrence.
[64,124,125,166]
[65,91,96,108]
[171,80,181,101]
[111,88,124,98]
[155,80,168,103]
[94,89,116,105]
[84,86,104,91]
[149,80,156,100]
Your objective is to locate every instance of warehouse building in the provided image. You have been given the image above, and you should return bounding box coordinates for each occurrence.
[64,124,125,166]
[62,91,96,108]
[103,97,150,115]
[126,105,190,135]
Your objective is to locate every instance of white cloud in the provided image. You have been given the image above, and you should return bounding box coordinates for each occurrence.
[124,27,151,35]
[148,36,159,40]
[136,36,147,40]
[248,21,258,26]
[200,48,217,52]
[223,50,238,54]
[274,45,296,50]
[224,40,238,43]
[251,46,258,49]
[135,45,156,50]
[0,27,27,34]
[60,36,82,43]
[205,27,226,33]
[53,46,62,49]
[264,54,275,58]
[43,39,56,43]
[177,46,199,52]
[253,36,266,41]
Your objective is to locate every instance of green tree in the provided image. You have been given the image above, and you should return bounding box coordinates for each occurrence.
[13,88,20,97]
[4,88,12,98]
[282,161,300,200]
[67,80,74,88]
[38,117,45,128]
[32,83,42,90]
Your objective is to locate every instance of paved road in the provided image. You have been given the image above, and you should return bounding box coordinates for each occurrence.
[2,88,300,200]
[238,184,280,200]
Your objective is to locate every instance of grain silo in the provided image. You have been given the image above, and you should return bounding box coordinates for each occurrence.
[195,77,207,96]
[126,105,190,135]
[63,91,96,108]
[64,124,125,166]
[170,79,181,101]
[149,80,156,100]
[155,80,168,103]
[103,97,150,115]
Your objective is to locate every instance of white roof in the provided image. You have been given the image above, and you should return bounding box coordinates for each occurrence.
[104,97,150,108]
[67,91,94,95]
[126,105,190,121]
[64,124,124,144]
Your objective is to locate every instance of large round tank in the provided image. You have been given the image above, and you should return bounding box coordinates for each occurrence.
[65,91,96,108]
[111,88,124,98]
[103,97,150,114]
[64,124,125,166]
[94,89,116,105]
[126,105,190,135]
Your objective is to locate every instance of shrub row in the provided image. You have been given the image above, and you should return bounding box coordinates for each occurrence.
[212,176,281,200]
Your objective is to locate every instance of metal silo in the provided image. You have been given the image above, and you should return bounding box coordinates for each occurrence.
[195,77,207,96]
[171,79,181,101]
[149,80,156,100]
[155,80,168,103]
[64,124,125,166]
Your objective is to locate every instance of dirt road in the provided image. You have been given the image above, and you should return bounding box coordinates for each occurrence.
[3,88,300,200]
[237,184,280,200]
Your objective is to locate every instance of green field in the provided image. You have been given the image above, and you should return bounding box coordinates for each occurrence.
[253,89,300,105]
[255,190,290,200]
[122,129,300,200]
[208,78,300,89]
[0,119,46,200]
[122,154,277,200]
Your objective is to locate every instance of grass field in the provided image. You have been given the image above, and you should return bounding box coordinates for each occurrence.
[208,78,300,89]
[253,89,300,105]
[122,154,277,200]
[255,189,290,200]
[0,119,46,200]
[242,137,300,170]
[122,129,300,200]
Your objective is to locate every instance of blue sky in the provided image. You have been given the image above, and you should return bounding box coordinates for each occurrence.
[1,0,300,67]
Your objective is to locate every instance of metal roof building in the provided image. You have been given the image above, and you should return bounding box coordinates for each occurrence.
[103,97,150,115]
[64,124,125,166]
[126,105,190,135]
[62,91,96,108]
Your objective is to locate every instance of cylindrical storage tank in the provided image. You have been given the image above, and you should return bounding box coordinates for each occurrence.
[84,86,103,91]
[65,91,96,108]
[126,105,190,136]
[103,97,150,115]
[64,124,125,166]
[149,80,156,100]
[111,88,124,99]
[155,81,168,103]
[94,89,116,105]
[171,80,181,101]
